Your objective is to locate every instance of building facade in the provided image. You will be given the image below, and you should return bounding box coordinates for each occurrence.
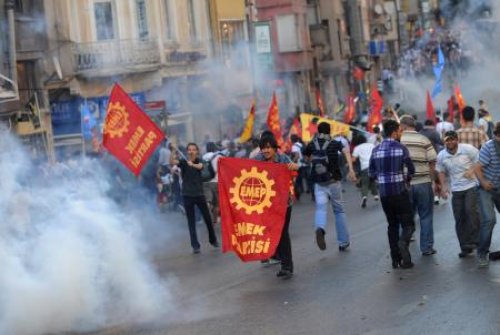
[255,0,314,118]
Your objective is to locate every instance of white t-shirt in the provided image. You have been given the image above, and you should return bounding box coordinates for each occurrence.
[352,142,375,171]
[436,143,479,192]
[202,152,222,182]
[436,121,454,138]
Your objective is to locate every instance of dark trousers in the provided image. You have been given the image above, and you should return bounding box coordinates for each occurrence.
[451,187,480,251]
[381,192,415,263]
[294,167,306,200]
[275,206,293,272]
[183,195,217,250]
[359,169,378,197]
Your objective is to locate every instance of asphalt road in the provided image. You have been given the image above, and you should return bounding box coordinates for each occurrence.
[81,184,500,335]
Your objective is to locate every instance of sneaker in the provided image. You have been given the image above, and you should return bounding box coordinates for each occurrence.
[339,243,350,252]
[315,228,326,250]
[478,254,489,268]
[276,269,293,279]
[210,241,220,248]
[373,195,379,201]
[422,249,437,256]
[193,248,201,254]
[361,196,367,208]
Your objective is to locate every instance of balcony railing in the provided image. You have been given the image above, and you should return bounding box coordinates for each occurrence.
[72,39,161,75]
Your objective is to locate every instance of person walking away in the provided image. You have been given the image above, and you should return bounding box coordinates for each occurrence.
[369,120,416,269]
[474,122,500,267]
[303,122,356,252]
[291,134,306,200]
[400,115,438,256]
[254,134,299,278]
[436,113,454,139]
[420,119,443,153]
[170,143,219,253]
[202,142,223,224]
[477,108,494,140]
[352,134,378,208]
[457,106,488,149]
[436,131,480,258]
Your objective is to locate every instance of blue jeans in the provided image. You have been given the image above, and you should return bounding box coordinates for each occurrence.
[477,188,500,256]
[409,182,434,253]
[314,181,350,246]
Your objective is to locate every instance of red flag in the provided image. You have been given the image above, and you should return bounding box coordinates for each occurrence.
[103,83,165,176]
[316,88,325,117]
[455,85,466,113]
[266,92,286,149]
[353,66,365,81]
[426,90,435,121]
[343,93,356,124]
[218,157,292,262]
[448,95,455,123]
[455,85,466,125]
[367,83,384,132]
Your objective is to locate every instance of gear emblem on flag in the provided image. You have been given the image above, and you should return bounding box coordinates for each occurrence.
[104,102,130,138]
[229,167,276,215]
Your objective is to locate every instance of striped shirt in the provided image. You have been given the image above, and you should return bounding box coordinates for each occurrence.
[369,139,415,197]
[478,140,500,189]
[401,131,437,185]
[457,127,488,149]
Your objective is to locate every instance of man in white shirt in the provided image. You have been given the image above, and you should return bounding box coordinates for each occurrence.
[202,142,223,224]
[436,113,455,139]
[157,139,171,167]
[436,130,480,258]
[352,134,378,208]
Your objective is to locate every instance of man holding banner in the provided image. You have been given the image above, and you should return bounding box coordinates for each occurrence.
[171,143,219,254]
[218,133,298,279]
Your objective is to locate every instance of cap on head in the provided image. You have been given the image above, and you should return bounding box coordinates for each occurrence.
[443,130,458,141]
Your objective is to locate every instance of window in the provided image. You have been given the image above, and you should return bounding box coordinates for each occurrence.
[164,0,176,40]
[94,1,115,41]
[187,0,198,41]
[276,15,303,52]
[136,0,149,38]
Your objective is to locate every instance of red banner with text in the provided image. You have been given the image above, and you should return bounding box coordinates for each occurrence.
[103,83,165,176]
[218,157,292,262]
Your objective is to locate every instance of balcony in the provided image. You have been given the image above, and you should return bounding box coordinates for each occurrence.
[72,39,161,77]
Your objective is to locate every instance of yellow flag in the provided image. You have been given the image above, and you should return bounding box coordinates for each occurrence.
[299,113,350,142]
[239,100,255,143]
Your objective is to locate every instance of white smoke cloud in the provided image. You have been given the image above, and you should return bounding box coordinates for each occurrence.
[0,127,171,335]
[391,1,500,119]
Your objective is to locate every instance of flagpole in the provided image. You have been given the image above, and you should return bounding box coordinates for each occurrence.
[175,147,187,161]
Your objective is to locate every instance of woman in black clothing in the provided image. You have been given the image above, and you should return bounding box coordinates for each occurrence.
[171,143,219,253]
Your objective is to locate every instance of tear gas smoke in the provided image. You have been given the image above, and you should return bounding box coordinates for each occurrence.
[391,1,500,120]
[0,128,171,335]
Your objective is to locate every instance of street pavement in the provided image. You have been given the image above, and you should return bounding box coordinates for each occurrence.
[80,184,500,335]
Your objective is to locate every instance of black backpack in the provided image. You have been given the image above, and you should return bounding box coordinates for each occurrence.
[311,138,334,183]
[200,153,221,182]
[486,120,495,139]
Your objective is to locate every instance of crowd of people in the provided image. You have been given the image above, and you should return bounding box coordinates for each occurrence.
[118,99,500,279]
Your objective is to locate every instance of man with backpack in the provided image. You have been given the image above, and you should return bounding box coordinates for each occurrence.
[303,122,356,252]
